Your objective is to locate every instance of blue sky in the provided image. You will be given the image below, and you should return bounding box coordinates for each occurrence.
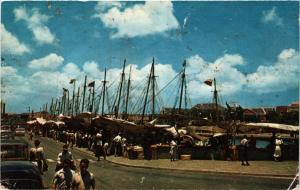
[1,1,299,113]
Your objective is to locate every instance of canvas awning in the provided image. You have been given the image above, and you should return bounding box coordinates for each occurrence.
[188,125,226,133]
[242,123,299,132]
[36,118,47,125]
[27,120,37,125]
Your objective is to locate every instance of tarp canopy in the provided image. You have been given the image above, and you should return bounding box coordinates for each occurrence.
[36,117,47,125]
[54,121,65,127]
[241,123,299,132]
[27,120,37,125]
[188,125,227,133]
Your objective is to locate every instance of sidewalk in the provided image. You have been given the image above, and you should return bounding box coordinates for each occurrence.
[74,146,298,178]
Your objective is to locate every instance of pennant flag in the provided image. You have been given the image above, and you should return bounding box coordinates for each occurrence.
[204,79,213,86]
[88,81,95,87]
[69,79,75,84]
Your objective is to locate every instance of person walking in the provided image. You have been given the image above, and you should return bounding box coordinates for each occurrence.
[113,133,122,157]
[72,159,95,190]
[29,139,48,175]
[273,135,283,161]
[29,129,33,141]
[53,159,75,190]
[56,144,75,172]
[170,139,177,161]
[240,135,250,166]
[121,137,128,157]
[93,133,103,161]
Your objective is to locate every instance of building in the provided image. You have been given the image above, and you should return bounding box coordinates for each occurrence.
[288,101,299,112]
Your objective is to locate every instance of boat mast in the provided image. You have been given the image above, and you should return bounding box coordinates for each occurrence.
[124,65,132,119]
[81,75,87,113]
[179,60,186,113]
[101,68,107,116]
[75,87,80,115]
[151,57,155,120]
[213,78,219,124]
[50,98,54,115]
[90,84,95,113]
[54,98,58,116]
[116,59,126,118]
[71,79,76,116]
[141,58,154,123]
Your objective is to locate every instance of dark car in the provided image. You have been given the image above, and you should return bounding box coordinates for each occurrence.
[1,139,45,189]
[15,126,26,136]
[1,161,45,189]
[1,139,29,161]
[0,125,14,139]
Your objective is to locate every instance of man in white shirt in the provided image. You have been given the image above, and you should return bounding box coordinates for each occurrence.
[240,135,250,166]
[113,133,122,157]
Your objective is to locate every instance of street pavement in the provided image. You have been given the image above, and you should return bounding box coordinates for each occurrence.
[22,135,298,189]
[73,142,298,178]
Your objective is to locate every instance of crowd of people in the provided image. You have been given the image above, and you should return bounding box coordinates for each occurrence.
[28,126,133,190]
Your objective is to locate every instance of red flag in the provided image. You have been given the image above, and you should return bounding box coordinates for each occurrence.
[204,79,213,86]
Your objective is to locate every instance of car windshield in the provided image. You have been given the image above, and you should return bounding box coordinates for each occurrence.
[1,145,28,161]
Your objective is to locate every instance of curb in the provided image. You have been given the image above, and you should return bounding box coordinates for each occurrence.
[72,146,295,179]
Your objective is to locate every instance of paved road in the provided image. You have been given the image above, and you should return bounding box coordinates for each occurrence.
[21,136,293,190]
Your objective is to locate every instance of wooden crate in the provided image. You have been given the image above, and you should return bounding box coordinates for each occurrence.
[180,154,191,160]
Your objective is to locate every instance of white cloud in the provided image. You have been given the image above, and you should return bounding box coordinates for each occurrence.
[3,49,298,113]
[246,49,299,93]
[1,24,30,55]
[185,54,246,99]
[94,1,122,13]
[262,7,283,26]
[83,61,102,78]
[94,1,179,38]
[278,48,296,61]
[28,53,64,70]
[1,66,30,104]
[14,7,57,44]
[62,63,82,77]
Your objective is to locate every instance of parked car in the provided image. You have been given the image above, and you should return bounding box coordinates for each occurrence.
[0,125,14,139]
[1,161,45,189]
[0,139,45,189]
[15,127,25,136]
[1,139,29,161]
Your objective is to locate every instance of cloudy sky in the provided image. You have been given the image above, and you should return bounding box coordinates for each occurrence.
[1,1,299,113]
